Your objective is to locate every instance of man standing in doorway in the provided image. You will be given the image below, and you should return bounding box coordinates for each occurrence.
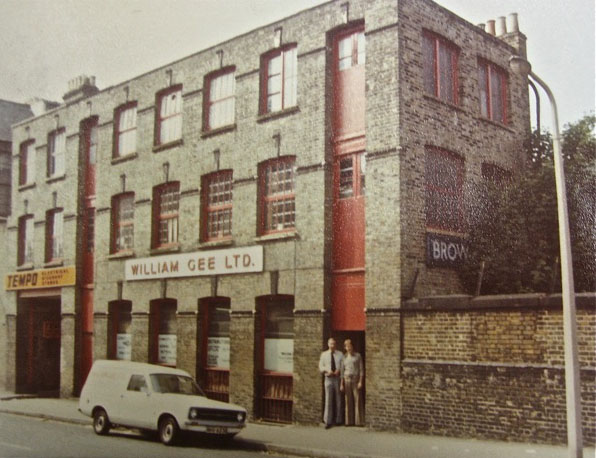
[318,337,344,429]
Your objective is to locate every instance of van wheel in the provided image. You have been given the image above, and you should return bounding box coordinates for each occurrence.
[93,409,111,435]
[159,416,179,445]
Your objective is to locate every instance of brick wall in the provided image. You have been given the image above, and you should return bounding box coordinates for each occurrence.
[401,293,596,445]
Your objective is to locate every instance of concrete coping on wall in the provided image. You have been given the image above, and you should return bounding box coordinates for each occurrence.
[404,292,596,311]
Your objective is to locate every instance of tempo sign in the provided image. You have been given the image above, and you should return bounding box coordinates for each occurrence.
[426,232,468,268]
[125,245,263,281]
[5,266,76,291]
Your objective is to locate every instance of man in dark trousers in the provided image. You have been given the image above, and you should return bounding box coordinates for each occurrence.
[318,337,344,428]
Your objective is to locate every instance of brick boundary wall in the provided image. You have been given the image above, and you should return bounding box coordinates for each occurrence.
[400,293,596,445]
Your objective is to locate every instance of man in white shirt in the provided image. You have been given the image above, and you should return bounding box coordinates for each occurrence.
[318,337,344,429]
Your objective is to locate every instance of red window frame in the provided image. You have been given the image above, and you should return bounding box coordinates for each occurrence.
[111,192,135,253]
[47,128,66,177]
[113,101,137,158]
[152,182,180,249]
[258,157,296,235]
[478,59,508,123]
[425,146,465,233]
[260,44,297,114]
[45,208,63,262]
[336,152,365,200]
[19,140,35,186]
[18,214,34,265]
[203,67,236,131]
[154,85,183,146]
[422,30,459,104]
[201,170,233,242]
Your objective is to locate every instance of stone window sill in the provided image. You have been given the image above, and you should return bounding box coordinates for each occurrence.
[16,263,35,271]
[46,174,66,184]
[108,250,135,260]
[254,231,298,243]
[43,260,64,268]
[201,124,236,138]
[18,183,36,192]
[257,106,300,123]
[199,239,234,249]
[111,153,138,165]
[150,244,181,255]
[153,138,183,153]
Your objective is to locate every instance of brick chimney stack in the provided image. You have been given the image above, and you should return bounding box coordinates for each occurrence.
[63,75,99,104]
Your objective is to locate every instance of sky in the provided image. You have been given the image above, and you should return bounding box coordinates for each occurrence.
[0,0,593,132]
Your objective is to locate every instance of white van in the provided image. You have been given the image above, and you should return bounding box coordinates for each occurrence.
[79,360,246,445]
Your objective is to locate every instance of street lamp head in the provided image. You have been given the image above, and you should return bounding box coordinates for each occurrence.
[509,55,532,76]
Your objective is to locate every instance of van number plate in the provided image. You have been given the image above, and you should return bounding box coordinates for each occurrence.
[207,426,227,434]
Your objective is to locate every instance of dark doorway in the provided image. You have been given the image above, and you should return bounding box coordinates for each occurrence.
[16,297,61,396]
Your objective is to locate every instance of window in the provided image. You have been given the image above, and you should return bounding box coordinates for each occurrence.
[45,208,63,262]
[150,299,177,366]
[109,300,132,360]
[337,30,365,71]
[18,214,34,265]
[114,102,137,157]
[19,140,35,186]
[425,147,464,232]
[127,375,147,392]
[0,152,9,216]
[47,129,65,177]
[478,59,508,123]
[155,86,182,146]
[201,171,232,242]
[260,45,297,114]
[337,153,365,199]
[204,69,235,130]
[111,193,134,253]
[258,157,295,235]
[423,31,459,104]
[152,182,179,248]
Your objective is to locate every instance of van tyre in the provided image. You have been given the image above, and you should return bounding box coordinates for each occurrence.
[93,409,111,435]
[159,416,179,445]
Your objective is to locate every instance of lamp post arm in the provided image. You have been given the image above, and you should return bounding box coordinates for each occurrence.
[528,70,583,458]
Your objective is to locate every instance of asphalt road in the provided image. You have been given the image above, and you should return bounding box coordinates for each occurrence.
[0,412,281,458]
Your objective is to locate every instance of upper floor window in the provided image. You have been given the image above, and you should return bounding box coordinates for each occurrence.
[45,208,63,262]
[260,45,297,114]
[155,86,182,146]
[258,157,295,235]
[111,192,135,253]
[337,29,365,71]
[478,59,508,123]
[201,170,233,242]
[152,182,179,248]
[204,69,235,131]
[19,140,35,186]
[425,146,464,232]
[18,214,34,265]
[423,31,459,104]
[47,129,66,177]
[114,102,137,157]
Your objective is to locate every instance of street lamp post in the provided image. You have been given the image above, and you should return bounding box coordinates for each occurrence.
[509,55,583,458]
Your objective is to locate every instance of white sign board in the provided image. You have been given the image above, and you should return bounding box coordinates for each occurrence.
[207,337,230,369]
[158,334,177,365]
[264,338,294,373]
[116,333,132,360]
[125,246,263,281]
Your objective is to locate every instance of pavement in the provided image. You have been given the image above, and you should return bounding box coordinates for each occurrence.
[0,392,594,458]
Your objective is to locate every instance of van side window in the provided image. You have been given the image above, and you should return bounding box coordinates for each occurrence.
[127,374,148,392]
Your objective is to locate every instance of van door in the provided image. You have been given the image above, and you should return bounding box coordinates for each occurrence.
[116,374,155,429]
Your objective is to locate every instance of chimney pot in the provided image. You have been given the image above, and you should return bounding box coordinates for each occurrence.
[477,23,486,31]
[486,19,496,36]
[508,13,519,33]
[496,16,507,36]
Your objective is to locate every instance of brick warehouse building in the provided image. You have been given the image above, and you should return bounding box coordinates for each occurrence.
[4,0,595,445]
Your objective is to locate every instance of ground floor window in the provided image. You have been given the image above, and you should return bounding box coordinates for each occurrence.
[201,297,230,402]
[150,299,177,366]
[108,300,132,360]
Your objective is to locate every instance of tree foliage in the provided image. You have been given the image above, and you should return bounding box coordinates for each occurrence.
[460,114,595,294]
